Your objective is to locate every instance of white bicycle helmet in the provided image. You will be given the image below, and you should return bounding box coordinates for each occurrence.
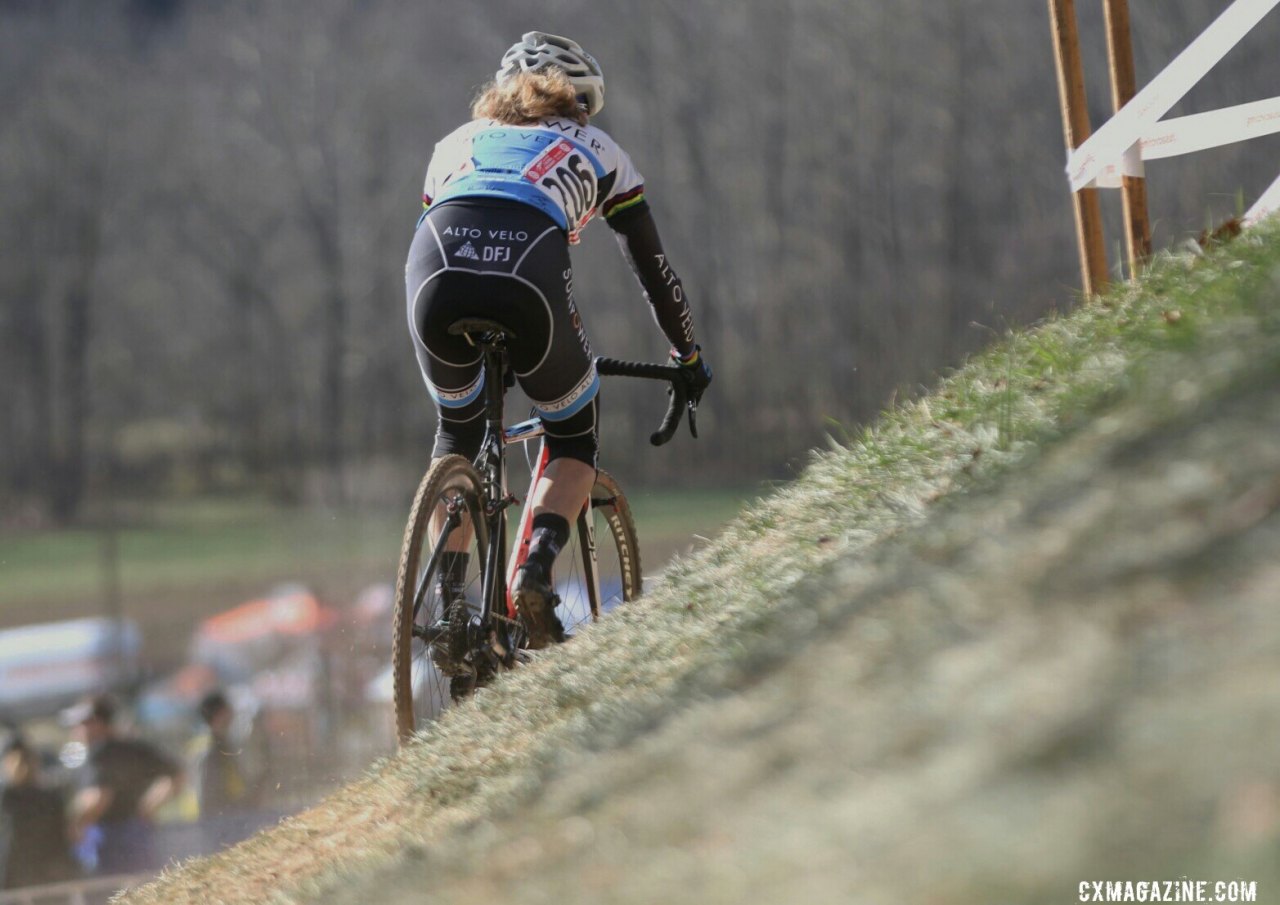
[496,31,605,116]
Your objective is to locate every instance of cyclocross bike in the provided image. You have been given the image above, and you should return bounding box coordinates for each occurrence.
[391,316,698,742]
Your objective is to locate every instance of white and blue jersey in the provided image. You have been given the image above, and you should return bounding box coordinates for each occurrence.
[422,117,647,244]
[408,114,698,469]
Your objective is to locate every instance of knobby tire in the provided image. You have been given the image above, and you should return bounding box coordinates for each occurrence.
[392,462,641,745]
[391,455,487,742]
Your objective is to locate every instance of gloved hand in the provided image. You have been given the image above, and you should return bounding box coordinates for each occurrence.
[672,345,712,406]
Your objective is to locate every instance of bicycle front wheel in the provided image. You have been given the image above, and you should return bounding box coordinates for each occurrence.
[392,454,488,743]
[555,470,643,635]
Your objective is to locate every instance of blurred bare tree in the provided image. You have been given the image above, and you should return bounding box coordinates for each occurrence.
[2,0,1277,521]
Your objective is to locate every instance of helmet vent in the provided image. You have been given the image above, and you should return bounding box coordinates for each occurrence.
[496,31,605,116]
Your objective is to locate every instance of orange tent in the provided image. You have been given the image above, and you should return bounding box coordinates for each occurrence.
[197,590,337,646]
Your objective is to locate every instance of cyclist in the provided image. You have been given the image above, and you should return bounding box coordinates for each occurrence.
[405,32,712,649]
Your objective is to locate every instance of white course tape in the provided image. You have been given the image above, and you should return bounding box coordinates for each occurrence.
[1244,171,1280,225]
[1140,95,1280,161]
[1067,0,1280,192]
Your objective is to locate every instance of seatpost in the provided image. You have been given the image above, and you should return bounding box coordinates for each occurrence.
[482,343,507,435]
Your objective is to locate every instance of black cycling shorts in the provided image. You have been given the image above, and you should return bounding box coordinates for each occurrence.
[405,199,599,466]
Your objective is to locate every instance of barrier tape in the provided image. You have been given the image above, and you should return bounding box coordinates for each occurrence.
[1067,0,1280,191]
[1141,95,1280,161]
[1089,95,1280,189]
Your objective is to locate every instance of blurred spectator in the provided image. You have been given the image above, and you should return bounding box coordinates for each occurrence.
[189,691,252,819]
[1,737,80,889]
[65,695,183,874]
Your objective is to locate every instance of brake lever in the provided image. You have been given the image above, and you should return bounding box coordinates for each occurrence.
[687,400,699,439]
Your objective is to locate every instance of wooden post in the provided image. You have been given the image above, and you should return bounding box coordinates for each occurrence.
[1048,0,1109,297]
[1103,0,1153,278]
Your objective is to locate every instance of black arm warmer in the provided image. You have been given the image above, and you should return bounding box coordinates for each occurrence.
[608,203,696,358]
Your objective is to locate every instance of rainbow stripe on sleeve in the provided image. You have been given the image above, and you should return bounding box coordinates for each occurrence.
[603,185,645,219]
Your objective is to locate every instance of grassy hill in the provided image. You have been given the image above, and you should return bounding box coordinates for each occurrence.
[122,223,1280,904]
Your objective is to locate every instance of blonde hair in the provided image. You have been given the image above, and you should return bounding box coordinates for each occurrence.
[472,69,588,126]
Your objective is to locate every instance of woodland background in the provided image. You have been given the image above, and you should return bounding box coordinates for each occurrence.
[3,0,1279,523]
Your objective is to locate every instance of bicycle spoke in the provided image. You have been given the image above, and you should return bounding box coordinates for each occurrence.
[412,510,461,622]
[395,462,638,744]
[555,473,640,638]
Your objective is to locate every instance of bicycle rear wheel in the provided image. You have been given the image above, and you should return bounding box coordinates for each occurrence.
[392,454,488,742]
[554,470,643,635]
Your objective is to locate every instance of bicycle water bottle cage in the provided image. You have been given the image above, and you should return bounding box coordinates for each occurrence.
[448,318,517,346]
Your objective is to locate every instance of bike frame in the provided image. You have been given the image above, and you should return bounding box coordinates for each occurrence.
[416,324,689,650]
[395,320,691,738]
[468,339,599,629]
[469,339,517,632]
[499,424,607,623]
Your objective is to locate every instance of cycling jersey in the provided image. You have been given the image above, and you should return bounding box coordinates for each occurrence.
[422,117,647,244]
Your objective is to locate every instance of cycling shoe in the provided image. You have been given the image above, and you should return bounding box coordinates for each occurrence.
[512,562,565,650]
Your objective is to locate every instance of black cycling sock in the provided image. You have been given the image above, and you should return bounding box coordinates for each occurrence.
[526,513,570,574]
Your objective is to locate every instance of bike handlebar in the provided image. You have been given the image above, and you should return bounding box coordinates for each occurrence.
[594,357,698,447]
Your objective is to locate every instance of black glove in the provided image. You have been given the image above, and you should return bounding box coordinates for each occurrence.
[672,345,712,406]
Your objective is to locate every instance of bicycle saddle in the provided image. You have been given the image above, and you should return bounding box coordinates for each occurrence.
[447,318,517,341]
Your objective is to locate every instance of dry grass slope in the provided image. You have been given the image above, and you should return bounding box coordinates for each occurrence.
[120,223,1280,904]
